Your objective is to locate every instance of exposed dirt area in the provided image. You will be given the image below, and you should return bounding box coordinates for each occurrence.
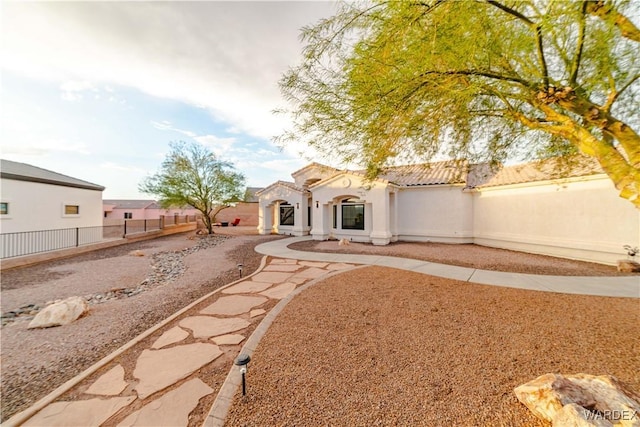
[0,229,281,422]
[225,266,640,426]
[289,240,635,276]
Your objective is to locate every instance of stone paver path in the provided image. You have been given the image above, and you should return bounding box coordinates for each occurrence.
[9,257,353,427]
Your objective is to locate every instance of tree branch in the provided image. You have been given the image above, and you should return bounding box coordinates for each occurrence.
[485,0,549,86]
[569,1,588,86]
[585,1,640,42]
[419,69,532,87]
[603,73,640,112]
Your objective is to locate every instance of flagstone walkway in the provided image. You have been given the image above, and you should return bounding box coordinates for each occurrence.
[7,257,355,427]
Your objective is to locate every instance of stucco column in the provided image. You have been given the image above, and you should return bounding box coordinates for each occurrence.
[257,202,273,235]
[370,191,392,245]
[292,196,306,236]
[310,200,330,240]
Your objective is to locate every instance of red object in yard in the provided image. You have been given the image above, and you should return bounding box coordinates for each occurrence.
[231,218,241,226]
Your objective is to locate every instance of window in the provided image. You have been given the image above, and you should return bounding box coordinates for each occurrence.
[341,198,364,230]
[279,204,294,226]
[124,212,133,219]
[307,206,311,227]
[64,205,79,215]
[0,202,8,215]
[332,205,337,228]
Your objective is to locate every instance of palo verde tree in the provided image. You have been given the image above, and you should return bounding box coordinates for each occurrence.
[277,1,640,207]
[139,141,246,234]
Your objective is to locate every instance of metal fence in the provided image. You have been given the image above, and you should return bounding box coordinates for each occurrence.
[0,215,197,259]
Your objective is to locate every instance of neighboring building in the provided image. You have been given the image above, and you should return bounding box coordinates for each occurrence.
[103,187,263,226]
[0,159,105,234]
[257,158,639,265]
[103,200,199,220]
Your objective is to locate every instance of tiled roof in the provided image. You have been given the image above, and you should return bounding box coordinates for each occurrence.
[1,159,105,191]
[255,181,305,196]
[244,187,263,202]
[475,156,604,188]
[102,200,157,209]
[370,160,470,186]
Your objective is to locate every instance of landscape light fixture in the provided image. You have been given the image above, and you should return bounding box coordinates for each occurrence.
[315,201,319,208]
[234,353,251,396]
[237,263,244,278]
[296,202,299,209]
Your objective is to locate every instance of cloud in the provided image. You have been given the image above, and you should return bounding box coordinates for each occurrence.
[1,2,337,143]
[1,139,90,156]
[150,120,197,138]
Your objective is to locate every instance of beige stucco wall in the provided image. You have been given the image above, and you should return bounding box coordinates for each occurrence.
[472,176,640,265]
[0,178,103,234]
[396,185,474,243]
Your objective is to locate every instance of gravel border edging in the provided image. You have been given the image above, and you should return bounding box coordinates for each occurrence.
[202,264,367,427]
[3,255,269,427]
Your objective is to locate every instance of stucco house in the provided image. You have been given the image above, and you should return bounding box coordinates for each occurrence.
[257,158,639,265]
[1,159,105,234]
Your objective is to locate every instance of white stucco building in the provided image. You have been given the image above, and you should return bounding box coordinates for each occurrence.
[257,158,639,265]
[1,159,105,233]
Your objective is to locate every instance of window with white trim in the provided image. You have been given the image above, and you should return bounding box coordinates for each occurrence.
[341,198,364,230]
[279,203,294,226]
[0,202,8,215]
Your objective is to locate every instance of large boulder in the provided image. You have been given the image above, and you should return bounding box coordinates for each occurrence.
[28,296,89,329]
[617,260,640,273]
[514,373,640,426]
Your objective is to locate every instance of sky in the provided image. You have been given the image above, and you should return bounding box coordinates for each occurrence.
[0,1,339,199]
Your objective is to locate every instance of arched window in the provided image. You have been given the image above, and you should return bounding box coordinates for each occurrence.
[341,198,364,230]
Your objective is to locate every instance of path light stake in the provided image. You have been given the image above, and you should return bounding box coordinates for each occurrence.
[234,354,251,396]
[237,263,243,278]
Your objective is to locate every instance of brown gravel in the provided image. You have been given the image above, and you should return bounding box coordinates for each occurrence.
[0,229,282,422]
[225,266,640,427]
[289,240,635,276]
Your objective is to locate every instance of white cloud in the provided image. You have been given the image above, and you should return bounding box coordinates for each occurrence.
[150,120,197,138]
[1,2,337,143]
[194,134,236,156]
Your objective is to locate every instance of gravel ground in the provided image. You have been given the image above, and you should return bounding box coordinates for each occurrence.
[225,266,640,427]
[289,240,635,276]
[0,230,281,422]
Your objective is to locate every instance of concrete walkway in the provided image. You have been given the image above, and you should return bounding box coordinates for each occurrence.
[256,236,640,298]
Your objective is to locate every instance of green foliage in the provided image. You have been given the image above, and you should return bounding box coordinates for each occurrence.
[139,141,246,232]
[278,0,640,205]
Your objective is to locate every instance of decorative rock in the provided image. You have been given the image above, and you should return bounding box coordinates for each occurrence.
[85,364,128,396]
[617,260,640,273]
[133,343,222,399]
[514,373,640,426]
[338,238,350,246]
[179,316,250,339]
[200,295,267,316]
[129,250,145,257]
[28,296,88,329]
[117,378,213,427]
[151,326,190,349]
[22,396,135,426]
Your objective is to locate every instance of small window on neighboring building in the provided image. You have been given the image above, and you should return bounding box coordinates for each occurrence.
[0,202,8,215]
[65,205,80,215]
[279,204,294,226]
[124,212,133,219]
